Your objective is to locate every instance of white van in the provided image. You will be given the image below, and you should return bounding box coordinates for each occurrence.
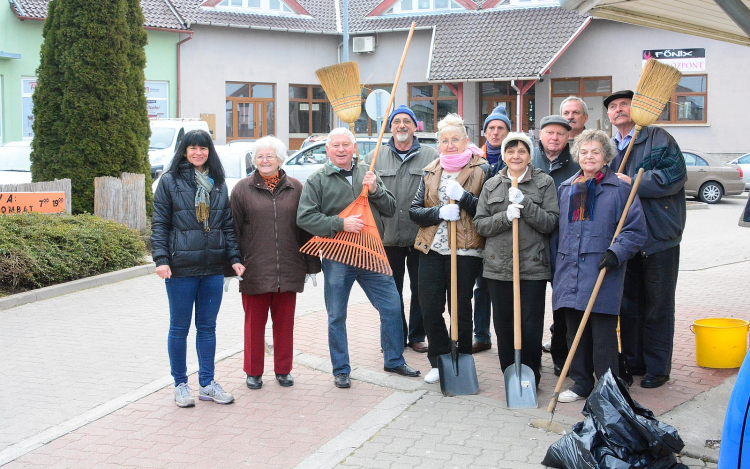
[148,119,210,178]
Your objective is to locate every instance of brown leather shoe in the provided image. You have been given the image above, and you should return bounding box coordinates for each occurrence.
[472,340,491,353]
[409,342,428,353]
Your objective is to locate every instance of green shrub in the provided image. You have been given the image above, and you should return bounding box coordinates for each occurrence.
[0,213,146,294]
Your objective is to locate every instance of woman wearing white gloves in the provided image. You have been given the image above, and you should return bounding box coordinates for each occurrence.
[409,113,491,384]
[473,133,559,387]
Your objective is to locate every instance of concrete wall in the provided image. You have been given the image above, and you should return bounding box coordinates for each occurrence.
[144,30,182,119]
[542,19,750,158]
[178,25,339,144]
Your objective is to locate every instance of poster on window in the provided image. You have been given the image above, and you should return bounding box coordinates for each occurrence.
[145,81,169,118]
[642,49,705,72]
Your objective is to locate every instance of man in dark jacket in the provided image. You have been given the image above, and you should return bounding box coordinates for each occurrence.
[606,90,687,389]
[297,127,420,389]
[365,105,438,354]
[471,105,513,354]
[532,114,581,376]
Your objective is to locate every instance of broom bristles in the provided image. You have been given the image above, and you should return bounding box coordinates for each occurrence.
[631,58,682,127]
[316,62,362,124]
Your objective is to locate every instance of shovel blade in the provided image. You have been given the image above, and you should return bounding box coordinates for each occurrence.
[437,351,479,397]
[504,363,538,408]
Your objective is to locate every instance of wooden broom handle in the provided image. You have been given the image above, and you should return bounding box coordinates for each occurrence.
[450,199,458,341]
[547,168,645,412]
[616,125,642,173]
[360,22,416,195]
[511,177,522,351]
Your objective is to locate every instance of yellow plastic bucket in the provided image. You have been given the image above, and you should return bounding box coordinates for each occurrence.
[691,318,749,368]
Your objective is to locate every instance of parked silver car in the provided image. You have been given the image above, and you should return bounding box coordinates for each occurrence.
[728,153,750,190]
[683,150,745,204]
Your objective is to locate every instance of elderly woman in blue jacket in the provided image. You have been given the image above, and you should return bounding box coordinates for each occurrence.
[152,129,245,408]
[551,129,647,403]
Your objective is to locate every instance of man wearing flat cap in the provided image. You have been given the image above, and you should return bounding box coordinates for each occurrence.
[606,89,686,390]
[365,105,439,354]
[532,114,581,376]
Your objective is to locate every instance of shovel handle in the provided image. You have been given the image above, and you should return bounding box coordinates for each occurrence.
[511,177,522,351]
[548,168,644,413]
[450,199,459,342]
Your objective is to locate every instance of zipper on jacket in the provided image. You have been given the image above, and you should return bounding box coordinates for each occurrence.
[273,193,281,291]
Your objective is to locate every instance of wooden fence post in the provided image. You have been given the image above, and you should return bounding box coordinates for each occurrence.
[94,173,147,231]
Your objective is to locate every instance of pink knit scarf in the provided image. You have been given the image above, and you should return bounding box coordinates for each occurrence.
[440,144,481,172]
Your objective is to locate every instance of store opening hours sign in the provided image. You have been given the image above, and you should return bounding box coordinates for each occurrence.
[0,192,66,214]
[642,48,705,71]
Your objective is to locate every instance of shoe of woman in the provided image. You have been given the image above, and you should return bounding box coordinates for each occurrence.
[424,368,440,384]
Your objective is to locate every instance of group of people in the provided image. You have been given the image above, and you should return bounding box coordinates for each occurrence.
[150,88,686,408]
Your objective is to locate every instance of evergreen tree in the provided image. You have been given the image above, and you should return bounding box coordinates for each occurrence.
[31,0,152,215]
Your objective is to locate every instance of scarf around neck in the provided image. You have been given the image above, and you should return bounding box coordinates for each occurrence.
[261,171,280,193]
[440,144,481,172]
[195,168,214,231]
[568,167,607,222]
[485,141,502,166]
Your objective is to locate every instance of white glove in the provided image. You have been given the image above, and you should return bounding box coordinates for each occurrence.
[506,203,524,222]
[305,273,318,287]
[508,187,524,204]
[445,180,465,201]
[439,204,460,221]
[223,276,243,292]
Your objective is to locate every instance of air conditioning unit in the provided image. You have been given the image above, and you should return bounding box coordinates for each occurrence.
[353,36,375,53]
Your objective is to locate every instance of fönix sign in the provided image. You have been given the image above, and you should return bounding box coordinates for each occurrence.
[642,48,706,72]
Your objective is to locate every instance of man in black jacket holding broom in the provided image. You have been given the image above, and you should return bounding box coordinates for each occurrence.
[606,90,687,389]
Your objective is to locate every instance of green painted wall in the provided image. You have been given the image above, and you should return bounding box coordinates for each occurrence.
[0,4,181,143]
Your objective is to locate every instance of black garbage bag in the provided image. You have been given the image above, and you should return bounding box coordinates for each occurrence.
[542,370,688,469]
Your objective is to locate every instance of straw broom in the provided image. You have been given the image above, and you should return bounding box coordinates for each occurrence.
[315,62,362,137]
[617,58,682,172]
[299,22,418,276]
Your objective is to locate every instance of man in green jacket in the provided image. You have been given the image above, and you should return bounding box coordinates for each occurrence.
[365,105,438,354]
[297,127,421,389]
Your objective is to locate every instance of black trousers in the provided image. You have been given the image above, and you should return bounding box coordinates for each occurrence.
[418,250,482,368]
[550,307,568,368]
[384,246,425,345]
[487,278,547,386]
[620,245,680,376]
[563,308,619,396]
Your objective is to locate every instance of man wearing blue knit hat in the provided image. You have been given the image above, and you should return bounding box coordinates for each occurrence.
[471,105,513,354]
[365,104,439,353]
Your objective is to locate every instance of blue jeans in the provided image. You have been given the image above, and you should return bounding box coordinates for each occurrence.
[165,274,223,387]
[322,259,406,375]
[473,274,492,344]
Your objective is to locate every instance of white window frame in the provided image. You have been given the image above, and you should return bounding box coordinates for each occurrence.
[390,0,463,14]
[215,0,294,14]
[22,77,36,140]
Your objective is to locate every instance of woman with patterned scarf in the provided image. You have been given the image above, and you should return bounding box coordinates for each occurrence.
[409,113,491,385]
[550,129,647,403]
[474,132,559,388]
[152,129,245,408]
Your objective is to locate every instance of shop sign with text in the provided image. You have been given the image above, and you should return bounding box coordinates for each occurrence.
[642,48,706,71]
[0,192,66,214]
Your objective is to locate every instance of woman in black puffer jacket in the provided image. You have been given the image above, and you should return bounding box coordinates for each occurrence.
[151,129,244,408]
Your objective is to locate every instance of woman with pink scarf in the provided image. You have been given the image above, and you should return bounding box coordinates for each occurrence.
[409,113,491,384]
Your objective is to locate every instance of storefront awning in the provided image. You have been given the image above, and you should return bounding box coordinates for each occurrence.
[562,0,750,47]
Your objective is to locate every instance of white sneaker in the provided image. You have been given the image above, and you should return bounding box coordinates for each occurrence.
[424,368,440,384]
[174,383,195,408]
[199,381,234,404]
[558,389,585,403]
[542,340,552,353]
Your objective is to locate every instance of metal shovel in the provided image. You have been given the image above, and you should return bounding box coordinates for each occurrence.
[438,200,479,397]
[505,177,538,409]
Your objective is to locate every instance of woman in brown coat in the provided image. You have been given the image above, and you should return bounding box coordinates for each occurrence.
[230,136,320,390]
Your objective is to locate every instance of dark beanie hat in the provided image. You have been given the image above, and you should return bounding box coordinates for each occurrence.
[483,105,512,132]
[388,105,418,128]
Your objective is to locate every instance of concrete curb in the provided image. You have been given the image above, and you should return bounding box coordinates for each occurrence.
[687,201,709,210]
[0,263,155,311]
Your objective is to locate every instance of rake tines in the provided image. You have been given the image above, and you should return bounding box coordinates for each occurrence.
[300,231,392,276]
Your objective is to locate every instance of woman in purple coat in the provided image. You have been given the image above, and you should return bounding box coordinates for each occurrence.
[551,129,647,403]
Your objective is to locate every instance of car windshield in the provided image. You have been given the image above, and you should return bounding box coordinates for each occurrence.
[149,128,176,150]
[0,146,31,171]
[218,151,242,179]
